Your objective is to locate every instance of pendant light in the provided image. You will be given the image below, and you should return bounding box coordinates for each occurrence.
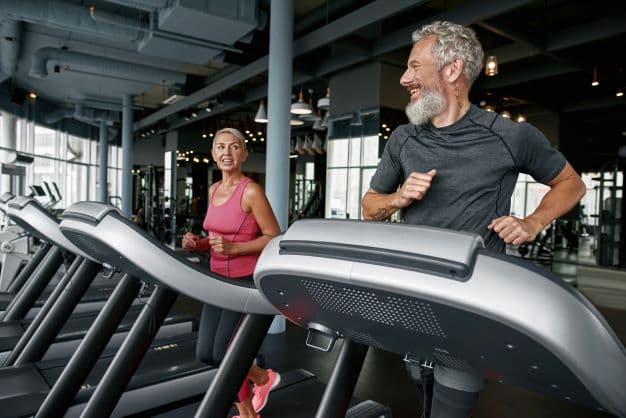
[485,56,498,76]
[291,90,312,115]
[317,87,330,110]
[254,100,268,123]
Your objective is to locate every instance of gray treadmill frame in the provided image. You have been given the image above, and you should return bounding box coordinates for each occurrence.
[254,219,626,417]
[59,201,277,315]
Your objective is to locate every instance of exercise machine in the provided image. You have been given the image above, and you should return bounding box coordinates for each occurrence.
[252,219,626,417]
[49,202,391,418]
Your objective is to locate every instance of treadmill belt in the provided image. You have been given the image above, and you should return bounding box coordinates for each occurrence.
[37,334,212,404]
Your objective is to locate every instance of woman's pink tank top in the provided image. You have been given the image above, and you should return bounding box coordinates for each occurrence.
[203,177,260,278]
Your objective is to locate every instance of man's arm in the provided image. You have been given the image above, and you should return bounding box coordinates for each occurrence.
[488,162,586,245]
[362,169,437,220]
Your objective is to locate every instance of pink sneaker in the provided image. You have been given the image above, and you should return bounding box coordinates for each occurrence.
[252,369,281,412]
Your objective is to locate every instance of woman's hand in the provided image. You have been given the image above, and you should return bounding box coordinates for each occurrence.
[208,234,236,255]
[182,232,200,250]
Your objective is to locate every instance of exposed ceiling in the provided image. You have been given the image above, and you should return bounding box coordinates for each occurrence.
[1,0,625,167]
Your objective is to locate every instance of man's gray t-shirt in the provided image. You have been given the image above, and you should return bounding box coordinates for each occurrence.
[370,104,566,252]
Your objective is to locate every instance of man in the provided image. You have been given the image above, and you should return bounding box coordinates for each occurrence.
[360,21,586,417]
[361,21,586,253]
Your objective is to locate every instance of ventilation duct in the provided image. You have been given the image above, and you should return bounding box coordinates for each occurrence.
[102,0,171,12]
[44,105,120,124]
[0,0,142,42]
[156,0,264,46]
[0,19,21,76]
[30,47,186,85]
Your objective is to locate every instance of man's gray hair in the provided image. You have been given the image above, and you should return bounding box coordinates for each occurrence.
[214,127,247,149]
[412,21,484,85]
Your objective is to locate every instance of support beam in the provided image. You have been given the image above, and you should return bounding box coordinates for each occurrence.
[98,120,109,203]
[121,94,133,217]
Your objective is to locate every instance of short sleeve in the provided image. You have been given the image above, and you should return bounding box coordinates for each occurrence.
[515,123,566,184]
[370,130,404,193]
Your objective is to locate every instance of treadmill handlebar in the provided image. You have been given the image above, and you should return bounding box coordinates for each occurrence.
[62,201,124,224]
[6,196,95,261]
[278,219,484,278]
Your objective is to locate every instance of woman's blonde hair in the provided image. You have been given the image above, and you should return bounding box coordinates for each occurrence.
[213,127,247,150]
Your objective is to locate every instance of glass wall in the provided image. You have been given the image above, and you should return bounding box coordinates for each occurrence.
[325,111,380,220]
[0,113,123,209]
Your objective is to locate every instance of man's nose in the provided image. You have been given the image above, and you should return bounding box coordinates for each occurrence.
[400,70,412,86]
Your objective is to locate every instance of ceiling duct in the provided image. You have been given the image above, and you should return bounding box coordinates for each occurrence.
[30,47,186,85]
[45,104,120,124]
[155,0,264,46]
[0,0,143,42]
[0,19,22,77]
[102,0,171,12]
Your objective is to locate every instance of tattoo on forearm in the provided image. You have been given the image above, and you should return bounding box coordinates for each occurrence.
[371,207,389,221]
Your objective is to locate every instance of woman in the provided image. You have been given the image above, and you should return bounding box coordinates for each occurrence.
[182,128,280,418]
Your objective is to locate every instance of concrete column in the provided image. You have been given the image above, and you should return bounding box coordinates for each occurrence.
[265,0,293,334]
[121,94,133,217]
[266,0,292,230]
[1,111,17,193]
[98,121,109,203]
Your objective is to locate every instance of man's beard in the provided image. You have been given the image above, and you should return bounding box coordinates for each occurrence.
[405,87,446,126]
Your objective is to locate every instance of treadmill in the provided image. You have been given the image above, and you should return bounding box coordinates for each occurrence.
[0,192,38,293]
[249,219,626,418]
[46,201,391,418]
[0,198,197,417]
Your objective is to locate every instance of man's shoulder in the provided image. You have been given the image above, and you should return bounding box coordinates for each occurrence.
[469,106,529,139]
[389,123,422,145]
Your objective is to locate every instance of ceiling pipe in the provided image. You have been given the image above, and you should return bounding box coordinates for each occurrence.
[101,0,171,12]
[74,103,120,123]
[0,0,143,42]
[0,19,22,76]
[30,47,186,85]
[89,7,240,53]
[45,104,120,124]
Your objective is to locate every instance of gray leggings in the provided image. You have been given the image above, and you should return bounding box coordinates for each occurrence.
[195,274,253,364]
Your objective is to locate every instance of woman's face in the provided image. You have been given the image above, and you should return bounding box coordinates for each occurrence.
[212,132,248,173]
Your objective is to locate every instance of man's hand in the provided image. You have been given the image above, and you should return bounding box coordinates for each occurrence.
[391,169,437,209]
[488,216,543,245]
[209,235,235,255]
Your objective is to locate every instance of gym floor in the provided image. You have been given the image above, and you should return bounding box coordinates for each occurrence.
[174,298,624,418]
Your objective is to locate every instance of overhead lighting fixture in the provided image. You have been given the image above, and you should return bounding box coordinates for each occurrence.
[320,113,329,129]
[484,105,495,112]
[301,90,319,121]
[500,110,511,119]
[617,88,624,97]
[591,66,599,87]
[290,90,312,115]
[312,111,325,131]
[516,114,527,123]
[317,88,330,110]
[290,117,304,126]
[27,91,37,100]
[485,56,498,77]
[161,94,186,105]
[254,100,268,123]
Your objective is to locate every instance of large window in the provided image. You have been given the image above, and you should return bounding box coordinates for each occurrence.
[325,112,380,220]
[0,115,123,209]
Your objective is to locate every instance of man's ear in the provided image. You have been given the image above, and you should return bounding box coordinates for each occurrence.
[446,57,464,83]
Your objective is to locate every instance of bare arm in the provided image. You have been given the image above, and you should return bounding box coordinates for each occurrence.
[209,183,280,255]
[362,169,437,220]
[489,162,586,244]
